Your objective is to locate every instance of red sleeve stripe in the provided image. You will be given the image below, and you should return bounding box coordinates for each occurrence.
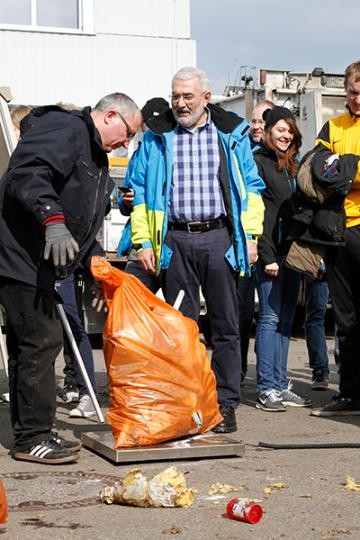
[42,214,65,225]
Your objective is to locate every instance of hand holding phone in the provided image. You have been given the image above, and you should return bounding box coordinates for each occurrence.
[119,187,134,209]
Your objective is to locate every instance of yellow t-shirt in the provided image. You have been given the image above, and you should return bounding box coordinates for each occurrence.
[316,113,360,228]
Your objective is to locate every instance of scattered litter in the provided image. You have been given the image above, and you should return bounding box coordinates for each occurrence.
[344,476,360,493]
[208,482,246,495]
[272,483,288,490]
[161,524,182,535]
[99,467,196,508]
[299,494,312,498]
[325,529,352,537]
[263,482,288,495]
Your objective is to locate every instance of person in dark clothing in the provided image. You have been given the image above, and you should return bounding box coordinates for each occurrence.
[311,60,360,416]
[0,94,141,464]
[253,106,312,412]
[11,103,98,417]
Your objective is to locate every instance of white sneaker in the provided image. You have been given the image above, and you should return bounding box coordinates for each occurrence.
[69,395,96,418]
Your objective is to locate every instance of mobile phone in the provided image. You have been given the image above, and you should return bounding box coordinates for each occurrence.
[119,186,132,193]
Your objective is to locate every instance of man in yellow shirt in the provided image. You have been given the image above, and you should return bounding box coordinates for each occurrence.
[311,60,360,416]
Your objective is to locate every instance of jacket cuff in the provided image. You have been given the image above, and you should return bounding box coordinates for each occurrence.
[42,214,65,225]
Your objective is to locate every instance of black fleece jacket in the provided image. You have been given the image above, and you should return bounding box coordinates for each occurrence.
[0,106,113,290]
[254,144,298,265]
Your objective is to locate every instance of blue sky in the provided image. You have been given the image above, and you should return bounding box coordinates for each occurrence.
[190,0,360,94]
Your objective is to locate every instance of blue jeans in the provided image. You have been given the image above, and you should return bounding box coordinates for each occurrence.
[254,260,300,392]
[55,274,96,397]
[304,277,330,374]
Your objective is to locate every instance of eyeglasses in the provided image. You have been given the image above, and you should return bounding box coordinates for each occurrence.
[116,112,136,140]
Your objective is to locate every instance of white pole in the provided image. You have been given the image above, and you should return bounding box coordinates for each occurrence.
[56,303,105,424]
[173,289,185,311]
[0,323,9,402]
[0,326,8,379]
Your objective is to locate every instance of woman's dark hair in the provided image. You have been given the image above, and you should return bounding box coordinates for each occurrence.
[264,117,302,177]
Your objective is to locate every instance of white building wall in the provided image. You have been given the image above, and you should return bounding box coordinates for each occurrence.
[0,0,195,109]
[95,0,190,38]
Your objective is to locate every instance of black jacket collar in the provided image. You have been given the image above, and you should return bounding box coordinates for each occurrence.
[254,142,278,161]
[21,105,103,150]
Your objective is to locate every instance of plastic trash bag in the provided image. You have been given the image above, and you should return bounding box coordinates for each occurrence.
[91,257,222,448]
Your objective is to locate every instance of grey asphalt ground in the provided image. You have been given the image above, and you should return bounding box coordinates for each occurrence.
[1,332,360,540]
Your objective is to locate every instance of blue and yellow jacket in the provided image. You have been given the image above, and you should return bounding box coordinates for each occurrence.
[122,103,265,276]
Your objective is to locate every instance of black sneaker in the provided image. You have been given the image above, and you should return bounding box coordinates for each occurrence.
[51,432,81,452]
[212,405,237,433]
[62,384,80,404]
[312,368,329,391]
[13,439,79,464]
[311,395,360,417]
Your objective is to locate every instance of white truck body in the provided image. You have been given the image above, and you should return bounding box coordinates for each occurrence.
[215,67,347,155]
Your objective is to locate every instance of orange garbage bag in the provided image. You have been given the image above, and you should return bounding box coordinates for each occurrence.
[91,256,222,448]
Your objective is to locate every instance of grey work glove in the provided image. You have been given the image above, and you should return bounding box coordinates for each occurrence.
[44,222,79,267]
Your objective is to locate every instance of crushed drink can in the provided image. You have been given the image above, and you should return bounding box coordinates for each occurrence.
[226,497,263,524]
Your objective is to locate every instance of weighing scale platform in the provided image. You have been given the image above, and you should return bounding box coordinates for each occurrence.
[81,429,245,464]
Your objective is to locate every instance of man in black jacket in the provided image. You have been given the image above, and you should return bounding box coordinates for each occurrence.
[0,93,141,464]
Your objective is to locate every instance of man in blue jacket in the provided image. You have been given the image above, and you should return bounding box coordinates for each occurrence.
[129,67,265,433]
[0,94,141,463]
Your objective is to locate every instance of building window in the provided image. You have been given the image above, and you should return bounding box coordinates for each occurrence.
[37,0,79,29]
[0,0,93,33]
[0,0,32,26]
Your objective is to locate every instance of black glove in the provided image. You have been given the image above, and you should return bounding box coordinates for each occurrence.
[44,222,79,267]
[91,280,106,313]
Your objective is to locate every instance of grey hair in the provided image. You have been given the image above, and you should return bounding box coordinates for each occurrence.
[172,67,211,92]
[259,99,275,109]
[94,92,140,116]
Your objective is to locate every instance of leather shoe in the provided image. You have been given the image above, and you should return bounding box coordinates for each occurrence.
[212,405,237,434]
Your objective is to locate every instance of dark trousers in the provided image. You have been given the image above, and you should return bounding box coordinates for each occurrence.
[0,280,63,452]
[161,227,241,407]
[325,224,360,399]
[237,275,255,375]
[304,277,329,373]
[55,274,96,397]
[126,248,160,294]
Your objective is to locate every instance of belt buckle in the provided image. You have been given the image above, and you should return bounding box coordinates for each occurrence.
[187,221,203,233]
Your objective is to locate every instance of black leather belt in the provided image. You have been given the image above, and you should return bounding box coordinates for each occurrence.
[168,216,227,234]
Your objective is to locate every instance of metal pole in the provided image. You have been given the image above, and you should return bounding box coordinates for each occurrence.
[0,321,9,402]
[0,326,8,379]
[56,303,105,424]
[173,290,184,311]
